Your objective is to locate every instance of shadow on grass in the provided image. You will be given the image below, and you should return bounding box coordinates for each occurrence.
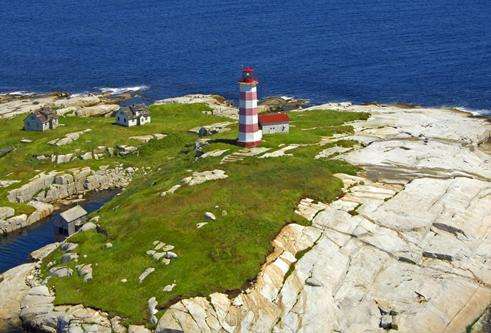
[207,138,238,146]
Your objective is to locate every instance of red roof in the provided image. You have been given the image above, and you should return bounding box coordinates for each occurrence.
[258,112,290,125]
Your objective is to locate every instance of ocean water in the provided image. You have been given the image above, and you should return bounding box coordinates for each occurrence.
[0,0,490,114]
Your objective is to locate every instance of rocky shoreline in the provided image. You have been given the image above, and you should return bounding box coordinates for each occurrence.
[0,165,135,236]
[0,90,138,119]
[0,98,490,332]
[154,103,491,333]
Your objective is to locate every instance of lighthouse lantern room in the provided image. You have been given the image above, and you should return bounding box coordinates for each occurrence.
[237,67,262,147]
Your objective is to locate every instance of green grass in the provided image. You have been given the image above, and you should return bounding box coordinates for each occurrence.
[4,106,371,325]
[209,109,369,147]
[0,103,227,211]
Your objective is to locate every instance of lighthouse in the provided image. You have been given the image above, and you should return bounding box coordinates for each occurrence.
[238,67,262,147]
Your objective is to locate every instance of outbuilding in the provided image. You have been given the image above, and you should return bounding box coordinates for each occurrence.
[53,205,88,236]
[258,112,290,134]
[24,107,59,132]
[115,104,151,127]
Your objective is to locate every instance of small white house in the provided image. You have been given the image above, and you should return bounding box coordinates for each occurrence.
[115,104,151,127]
[24,107,59,132]
[258,112,290,134]
[53,205,88,236]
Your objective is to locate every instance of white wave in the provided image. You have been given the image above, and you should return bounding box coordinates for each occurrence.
[2,91,36,96]
[99,85,149,95]
[453,107,491,117]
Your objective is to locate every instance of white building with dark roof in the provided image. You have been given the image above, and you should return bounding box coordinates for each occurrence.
[115,104,151,127]
[24,107,59,131]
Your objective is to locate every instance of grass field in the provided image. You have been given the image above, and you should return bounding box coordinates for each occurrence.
[0,103,227,213]
[7,105,371,326]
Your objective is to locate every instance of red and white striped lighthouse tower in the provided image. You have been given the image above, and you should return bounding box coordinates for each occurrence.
[237,67,262,147]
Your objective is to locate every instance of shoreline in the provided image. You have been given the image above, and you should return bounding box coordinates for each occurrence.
[0,94,490,332]
[1,88,490,119]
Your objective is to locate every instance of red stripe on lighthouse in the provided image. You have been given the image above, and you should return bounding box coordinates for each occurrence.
[239,107,259,115]
[240,91,257,100]
[239,123,259,132]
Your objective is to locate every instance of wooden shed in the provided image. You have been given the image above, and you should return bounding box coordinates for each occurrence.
[53,205,88,236]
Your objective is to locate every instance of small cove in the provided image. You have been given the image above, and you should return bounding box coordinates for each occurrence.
[0,189,118,273]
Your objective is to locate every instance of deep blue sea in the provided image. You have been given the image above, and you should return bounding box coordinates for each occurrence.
[0,0,490,114]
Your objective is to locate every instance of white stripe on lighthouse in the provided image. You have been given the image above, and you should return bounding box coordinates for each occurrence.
[239,99,258,109]
[239,114,258,125]
[238,131,262,142]
[239,84,257,93]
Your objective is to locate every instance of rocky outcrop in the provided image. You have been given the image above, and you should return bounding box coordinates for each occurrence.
[0,90,134,119]
[129,133,166,143]
[19,285,120,333]
[30,243,60,261]
[36,145,115,164]
[182,169,228,186]
[156,105,491,333]
[155,94,238,119]
[1,166,134,235]
[47,129,92,146]
[7,166,133,204]
[0,201,54,235]
[0,263,36,332]
[74,104,120,117]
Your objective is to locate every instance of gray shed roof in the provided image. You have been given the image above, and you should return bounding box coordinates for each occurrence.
[119,104,149,120]
[60,205,88,223]
[26,107,59,124]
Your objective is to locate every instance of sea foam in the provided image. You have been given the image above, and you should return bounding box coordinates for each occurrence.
[99,85,149,95]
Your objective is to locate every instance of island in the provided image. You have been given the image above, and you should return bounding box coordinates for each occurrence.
[0,90,489,333]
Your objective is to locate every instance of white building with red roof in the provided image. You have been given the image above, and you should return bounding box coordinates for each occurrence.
[258,112,290,134]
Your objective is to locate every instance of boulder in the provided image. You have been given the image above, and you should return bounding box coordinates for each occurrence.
[128,325,152,333]
[0,180,19,188]
[75,104,119,117]
[19,285,58,332]
[117,145,138,156]
[165,251,178,259]
[0,206,15,219]
[54,95,101,108]
[30,242,59,261]
[48,267,73,278]
[204,212,216,221]
[182,169,228,186]
[61,242,78,252]
[138,267,155,284]
[148,297,158,325]
[76,264,93,282]
[61,252,79,263]
[80,222,97,231]
[163,283,176,292]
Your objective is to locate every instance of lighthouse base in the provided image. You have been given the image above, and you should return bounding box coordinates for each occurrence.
[237,140,262,148]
